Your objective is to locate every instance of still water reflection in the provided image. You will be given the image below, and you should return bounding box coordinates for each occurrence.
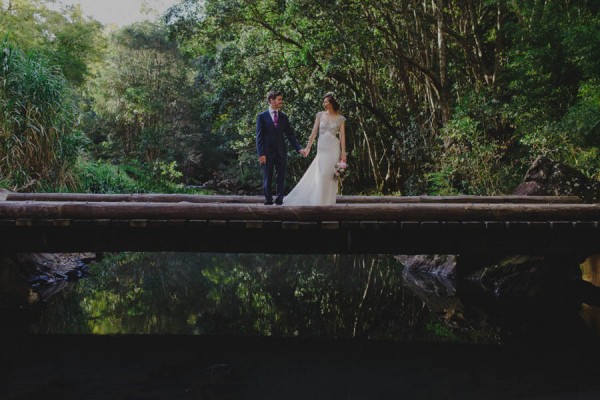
[29,253,600,344]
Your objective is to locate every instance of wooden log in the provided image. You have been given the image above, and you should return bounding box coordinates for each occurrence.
[0,201,599,222]
[3,193,583,204]
[341,195,583,204]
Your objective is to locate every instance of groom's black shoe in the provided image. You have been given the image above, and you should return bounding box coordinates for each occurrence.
[275,200,283,205]
[264,201,273,205]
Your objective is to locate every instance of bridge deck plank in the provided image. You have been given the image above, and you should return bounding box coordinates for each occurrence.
[0,195,598,254]
[0,201,599,222]
[3,193,583,204]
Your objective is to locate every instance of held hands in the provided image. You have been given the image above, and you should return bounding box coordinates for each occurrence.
[299,147,310,157]
[258,155,266,164]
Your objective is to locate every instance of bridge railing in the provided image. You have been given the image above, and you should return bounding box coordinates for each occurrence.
[0,194,597,254]
[2,192,583,204]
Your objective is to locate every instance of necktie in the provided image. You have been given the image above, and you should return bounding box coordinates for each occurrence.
[273,110,279,127]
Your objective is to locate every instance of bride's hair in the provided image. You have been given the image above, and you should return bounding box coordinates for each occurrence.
[324,92,340,112]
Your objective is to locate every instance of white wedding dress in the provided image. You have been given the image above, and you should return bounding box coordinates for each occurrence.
[284,112,345,205]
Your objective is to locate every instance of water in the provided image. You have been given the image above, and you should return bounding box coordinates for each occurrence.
[5,253,600,399]
[22,252,600,344]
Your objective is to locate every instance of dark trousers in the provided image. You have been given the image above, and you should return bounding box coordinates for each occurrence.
[262,157,286,204]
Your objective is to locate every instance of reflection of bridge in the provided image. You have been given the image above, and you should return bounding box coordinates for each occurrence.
[1,193,598,255]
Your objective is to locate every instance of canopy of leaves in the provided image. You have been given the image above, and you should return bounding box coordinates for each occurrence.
[164,0,600,194]
[2,0,599,195]
[0,0,105,86]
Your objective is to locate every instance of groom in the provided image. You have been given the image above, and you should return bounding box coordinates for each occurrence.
[256,91,305,205]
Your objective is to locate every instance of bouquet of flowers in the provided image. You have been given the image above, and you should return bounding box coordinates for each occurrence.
[333,161,349,181]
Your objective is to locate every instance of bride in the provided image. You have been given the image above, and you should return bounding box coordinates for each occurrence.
[284,92,347,205]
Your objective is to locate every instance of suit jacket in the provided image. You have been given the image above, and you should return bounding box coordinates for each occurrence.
[256,110,302,160]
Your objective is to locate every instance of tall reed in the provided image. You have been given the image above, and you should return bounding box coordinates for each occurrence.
[0,38,81,191]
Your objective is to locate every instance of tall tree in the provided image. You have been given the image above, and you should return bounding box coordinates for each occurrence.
[166,0,600,195]
[0,0,105,86]
[88,22,222,183]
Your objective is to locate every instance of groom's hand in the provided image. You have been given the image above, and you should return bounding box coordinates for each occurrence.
[259,155,266,164]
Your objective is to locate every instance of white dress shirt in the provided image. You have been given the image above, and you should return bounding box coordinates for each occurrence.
[268,107,279,124]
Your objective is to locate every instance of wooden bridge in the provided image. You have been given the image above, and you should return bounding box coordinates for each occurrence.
[0,192,599,255]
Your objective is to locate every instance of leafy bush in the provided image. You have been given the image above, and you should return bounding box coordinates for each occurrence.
[432,91,523,195]
[74,158,210,194]
[0,38,82,191]
[75,159,142,193]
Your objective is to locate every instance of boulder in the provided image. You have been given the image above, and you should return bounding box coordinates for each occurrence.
[467,255,547,300]
[0,253,93,307]
[513,155,600,202]
[395,254,457,277]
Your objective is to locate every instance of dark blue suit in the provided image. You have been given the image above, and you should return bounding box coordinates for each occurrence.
[256,109,302,204]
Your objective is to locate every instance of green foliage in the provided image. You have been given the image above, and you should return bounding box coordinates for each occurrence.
[2,0,599,195]
[85,21,226,185]
[426,319,456,340]
[436,94,521,195]
[503,1,600,181]
[162,0,600,196]
[75,158,142,193]
[0,0,105,86]
[426,167,459,196]
[74,158,210,194]
[519,79,600,180]
[559,80,600,179]
[0,38,83,191]
[442,116,498,195]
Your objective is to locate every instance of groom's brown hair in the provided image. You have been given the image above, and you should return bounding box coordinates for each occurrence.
[267,91,282,103]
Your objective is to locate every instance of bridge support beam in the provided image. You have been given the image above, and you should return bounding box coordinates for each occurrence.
[1,220,599,254]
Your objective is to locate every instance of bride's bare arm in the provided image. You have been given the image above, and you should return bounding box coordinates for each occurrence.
[339,121,346,162]
[302,114,320,155]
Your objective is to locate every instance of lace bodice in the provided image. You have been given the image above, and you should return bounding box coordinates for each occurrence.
[318,112,345,137]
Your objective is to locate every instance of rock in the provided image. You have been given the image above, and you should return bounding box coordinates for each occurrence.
[217,179,234,189]
[467,255,546,300]
[395,254,458,277]
[513,155,600,202]
[402,268,457,297]
[512,181,542,195]
[462,255,592,342]
[0,253,95,305]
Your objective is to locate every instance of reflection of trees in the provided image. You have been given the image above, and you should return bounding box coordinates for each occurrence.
[42,253,434,338]
[34,252,508,343]
[195,254,429,340]
[29,253,600,344]
[34,285,92,334]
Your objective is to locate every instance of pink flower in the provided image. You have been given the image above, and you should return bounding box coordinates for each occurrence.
[334,162,349,181]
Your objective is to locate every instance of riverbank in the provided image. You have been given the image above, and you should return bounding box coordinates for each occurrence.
[2,334,600,399]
